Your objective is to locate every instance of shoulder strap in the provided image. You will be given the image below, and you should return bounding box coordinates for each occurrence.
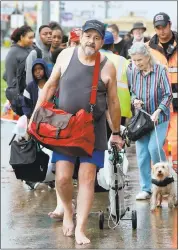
[89,52,100,111]
[35,47,42,58]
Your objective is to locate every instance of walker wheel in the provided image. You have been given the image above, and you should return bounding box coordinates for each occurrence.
[99,211,104,230]
[132,210,137,229]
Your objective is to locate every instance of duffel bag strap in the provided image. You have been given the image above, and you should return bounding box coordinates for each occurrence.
[89,52,100,113]
[9,134,16,146]
[36,141,44,151]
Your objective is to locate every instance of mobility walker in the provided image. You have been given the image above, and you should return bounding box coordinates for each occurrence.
[98,144,137,230]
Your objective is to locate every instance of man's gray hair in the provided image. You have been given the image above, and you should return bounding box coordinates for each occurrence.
[128,42,156,65]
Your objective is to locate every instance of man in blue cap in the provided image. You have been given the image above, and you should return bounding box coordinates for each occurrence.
[28,20,124,245]
[100,31,132,138]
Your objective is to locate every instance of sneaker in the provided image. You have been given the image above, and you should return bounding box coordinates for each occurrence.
[136,191,151,200]
[47,181,55,189]
[25,181,40,190]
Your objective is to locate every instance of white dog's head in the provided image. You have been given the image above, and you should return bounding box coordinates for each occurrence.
[152,162,170,181]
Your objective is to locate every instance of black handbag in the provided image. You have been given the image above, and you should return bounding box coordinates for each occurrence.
[9,138,49,182]
[127,109,154,141]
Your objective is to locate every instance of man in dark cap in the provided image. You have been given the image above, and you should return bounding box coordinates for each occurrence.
[147,12,177,112]
[28,19,124,245]
[121,22,149,59]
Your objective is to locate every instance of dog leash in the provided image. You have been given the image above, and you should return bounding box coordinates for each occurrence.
[140,109,162,163]
[154,123,162,162]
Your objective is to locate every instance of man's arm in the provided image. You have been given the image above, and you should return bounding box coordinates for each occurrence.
[105,110,113,131]
[106,61,121,133]
[104,60,124,149]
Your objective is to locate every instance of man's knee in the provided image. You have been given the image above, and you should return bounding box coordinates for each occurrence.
[55,161,74,187]
[79,163,96,186]
[56,174,72,188]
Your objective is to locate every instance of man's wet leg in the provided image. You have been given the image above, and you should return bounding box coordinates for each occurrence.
[55,160,75,236]
[75,163,96,245]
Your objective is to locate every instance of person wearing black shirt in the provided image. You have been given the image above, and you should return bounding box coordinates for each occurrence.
[147,12,178,112]
[107,24,126,55]
[160,33,175,59]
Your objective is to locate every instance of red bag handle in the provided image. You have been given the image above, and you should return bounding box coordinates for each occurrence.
[89,52,100,112]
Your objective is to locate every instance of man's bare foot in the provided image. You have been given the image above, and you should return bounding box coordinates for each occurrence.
[48,206,64,220]
[63,211,74,237]
[75,228,90,245]
[48,203,75,220]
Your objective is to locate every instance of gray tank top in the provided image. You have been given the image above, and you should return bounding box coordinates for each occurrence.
[58,47,108,151]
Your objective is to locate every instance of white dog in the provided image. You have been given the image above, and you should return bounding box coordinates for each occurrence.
[150,162,177,212]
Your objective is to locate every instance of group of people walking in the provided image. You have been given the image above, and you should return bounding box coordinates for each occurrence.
[3,12,177,245]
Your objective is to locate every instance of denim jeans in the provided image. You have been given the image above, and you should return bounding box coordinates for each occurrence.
[135,121,169,193]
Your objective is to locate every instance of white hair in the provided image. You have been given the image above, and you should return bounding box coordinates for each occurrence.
[128,42,156,65]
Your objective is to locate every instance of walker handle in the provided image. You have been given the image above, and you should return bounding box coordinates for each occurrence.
[111,144,119,162]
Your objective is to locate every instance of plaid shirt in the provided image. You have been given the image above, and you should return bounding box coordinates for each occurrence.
[127,63,173,124]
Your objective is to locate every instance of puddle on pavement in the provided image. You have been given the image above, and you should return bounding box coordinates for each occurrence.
[1,122,178,249]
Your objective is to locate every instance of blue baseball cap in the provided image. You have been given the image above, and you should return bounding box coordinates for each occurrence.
[82,20,105,38]
[104,31,114,45]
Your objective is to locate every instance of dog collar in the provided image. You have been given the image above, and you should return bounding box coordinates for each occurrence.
[152,176,174,187]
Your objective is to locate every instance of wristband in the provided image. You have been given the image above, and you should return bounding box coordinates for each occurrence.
[112,132,121,136]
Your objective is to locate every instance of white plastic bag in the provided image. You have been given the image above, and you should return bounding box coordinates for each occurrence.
[97,144,114,190]
[97,125,129,190]
[12,115,28,136]
[42,148,55,182]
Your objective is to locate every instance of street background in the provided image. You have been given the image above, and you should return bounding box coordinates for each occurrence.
[1,1,178,46]
[1,1,178,107]
[1,121,178,249]
[1,1,178,249]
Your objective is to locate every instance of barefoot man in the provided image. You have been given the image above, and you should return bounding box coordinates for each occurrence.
[29,20,123,245]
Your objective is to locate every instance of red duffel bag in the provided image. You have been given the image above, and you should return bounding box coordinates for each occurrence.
[28,52,100,157]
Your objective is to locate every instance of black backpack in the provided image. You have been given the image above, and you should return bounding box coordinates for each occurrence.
[5,47,42,116]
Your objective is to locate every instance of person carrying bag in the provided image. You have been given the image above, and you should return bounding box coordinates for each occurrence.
[26,20,124,245]
[28,52,100,157]
[126,42,172,200]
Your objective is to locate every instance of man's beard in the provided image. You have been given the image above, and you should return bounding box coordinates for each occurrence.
[82,45,96,56]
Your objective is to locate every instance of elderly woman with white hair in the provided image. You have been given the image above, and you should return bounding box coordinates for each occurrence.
[127,42,173,200]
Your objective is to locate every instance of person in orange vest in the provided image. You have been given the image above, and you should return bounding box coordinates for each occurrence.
[147,12,178,172]
[147,12,177,112]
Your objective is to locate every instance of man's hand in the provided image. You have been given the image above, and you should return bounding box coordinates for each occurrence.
[133,99,143,109]
[151,109,161,122]
[110,134,125,151]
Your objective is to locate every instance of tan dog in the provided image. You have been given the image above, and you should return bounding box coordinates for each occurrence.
[150,162,177,212]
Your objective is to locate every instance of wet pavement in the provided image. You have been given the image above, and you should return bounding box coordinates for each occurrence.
[1,121,178,249]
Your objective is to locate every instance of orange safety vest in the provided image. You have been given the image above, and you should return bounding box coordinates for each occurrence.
[146,33,178,107]
[163,112,178,172]
[148,41,177,85]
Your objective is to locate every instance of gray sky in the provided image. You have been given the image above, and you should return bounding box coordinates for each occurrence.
[64,1,177,27]
[2,1,178,29]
